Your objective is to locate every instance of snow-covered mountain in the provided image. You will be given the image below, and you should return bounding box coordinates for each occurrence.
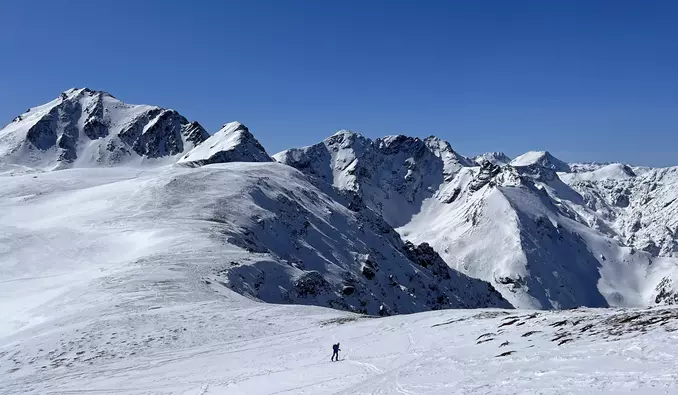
[0,88,209,170]
[178,121,272,167]
[274,131,475,227]
[474,151,512,166]
[278,134,678,309]
[510,150,571,172]
[560,165,678,258]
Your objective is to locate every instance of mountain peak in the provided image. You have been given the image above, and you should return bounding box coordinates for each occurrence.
[177,121,271,167]
[474,152,512,166]
[331,129,359,137]
[219,121,247,133]
[510,150,570,172]
[423,135,452,151]
[326,129,366,142]
[0,88,206,170]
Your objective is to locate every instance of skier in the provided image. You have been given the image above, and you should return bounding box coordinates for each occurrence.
[331,343,341,361]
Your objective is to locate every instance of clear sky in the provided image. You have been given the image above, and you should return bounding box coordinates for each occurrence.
[1,0,676,166]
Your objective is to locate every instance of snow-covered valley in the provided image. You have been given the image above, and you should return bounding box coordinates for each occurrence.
[2,89,678,394]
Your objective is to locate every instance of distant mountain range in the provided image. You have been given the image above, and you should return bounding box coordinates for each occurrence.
[2,88,677,312]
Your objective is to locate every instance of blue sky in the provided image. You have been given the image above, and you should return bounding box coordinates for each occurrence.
[1,0,676,166]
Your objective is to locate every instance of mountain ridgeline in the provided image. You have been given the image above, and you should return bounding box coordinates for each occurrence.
[2,88,678,312]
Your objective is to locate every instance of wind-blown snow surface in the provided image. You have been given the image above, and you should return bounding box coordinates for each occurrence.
[3,300,678,394]
[0,163,507,333]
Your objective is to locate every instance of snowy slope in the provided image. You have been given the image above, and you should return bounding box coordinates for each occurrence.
[0,161,518,392]
[405,158,678,309]
[178,122,272,167]
[0,88,209,170]
[0,163,508,328]
[3,300,678,394]
[400,166,616,309]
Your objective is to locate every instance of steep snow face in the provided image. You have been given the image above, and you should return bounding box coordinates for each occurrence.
[177,122,272,167]
[511,151,571,172]
[503,162,678,308]
[274,132,474,227]
[474,151,512,166]
[0,88,208,170]
[400,166,614,309]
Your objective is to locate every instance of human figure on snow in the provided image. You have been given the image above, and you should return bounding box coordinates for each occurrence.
[331,343,341,361]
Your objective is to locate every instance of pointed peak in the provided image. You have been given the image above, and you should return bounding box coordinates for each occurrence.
[510,151,570,172]
[423,135,452,149]
[211,121,261,144]
[324,130,370,148]
[218,121,248,134]
[327,129,365,141]
[178,121,271,167]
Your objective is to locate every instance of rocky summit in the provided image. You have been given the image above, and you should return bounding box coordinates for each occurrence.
[0,88,209,170]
